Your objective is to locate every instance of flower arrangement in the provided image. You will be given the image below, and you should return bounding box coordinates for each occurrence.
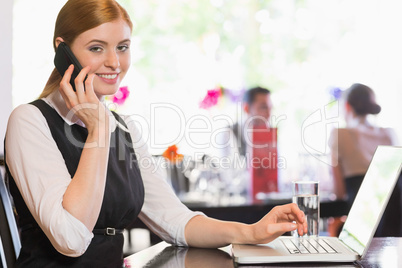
[162,145,184,162]
[329,86,343,101]
[199,86,245,110]
[112,86,130,105]
[105,86,130,107]
[199,87,222,109]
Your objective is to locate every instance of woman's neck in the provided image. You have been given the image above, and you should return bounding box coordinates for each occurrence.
[346,115,372,128]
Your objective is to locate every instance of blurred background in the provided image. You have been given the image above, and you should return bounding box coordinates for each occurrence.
[9,0,402,191]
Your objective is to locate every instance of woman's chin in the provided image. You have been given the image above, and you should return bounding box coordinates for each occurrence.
[94,86,120,98]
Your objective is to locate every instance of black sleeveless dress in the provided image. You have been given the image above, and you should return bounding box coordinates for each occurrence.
[5,99,145,267]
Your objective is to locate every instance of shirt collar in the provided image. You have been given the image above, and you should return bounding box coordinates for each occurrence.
[43,90,120,132]
[44,90,80,126]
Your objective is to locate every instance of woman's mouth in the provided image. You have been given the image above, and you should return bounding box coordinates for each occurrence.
[96,73,119,84]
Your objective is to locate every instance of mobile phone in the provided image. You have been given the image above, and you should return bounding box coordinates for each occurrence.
[54,42,87,91]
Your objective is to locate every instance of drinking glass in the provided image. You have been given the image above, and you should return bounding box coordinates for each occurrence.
[292,181,320,237]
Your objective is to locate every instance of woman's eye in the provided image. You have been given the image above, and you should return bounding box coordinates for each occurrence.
[118,45,129,52]
[89,46,102,52]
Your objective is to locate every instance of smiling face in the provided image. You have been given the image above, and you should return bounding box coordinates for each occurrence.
[58,19,132,97]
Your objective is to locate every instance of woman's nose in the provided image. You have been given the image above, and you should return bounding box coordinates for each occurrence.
[105,51,120,69]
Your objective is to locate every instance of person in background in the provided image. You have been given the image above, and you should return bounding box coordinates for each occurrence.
[215,87,275,198]
[232,87,273,157]
[329,83,399,207]
[217,86,273,159]
[4,1,306,266]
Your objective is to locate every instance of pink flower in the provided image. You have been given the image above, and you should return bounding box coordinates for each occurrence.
[123,259,131,268]
[199,88,221,109]
[113,86,130,105]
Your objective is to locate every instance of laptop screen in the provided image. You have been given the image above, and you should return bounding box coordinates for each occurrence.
[339,146,402,256]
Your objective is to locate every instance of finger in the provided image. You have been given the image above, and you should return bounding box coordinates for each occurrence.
[288,203,306,224]
[275,204,305,224]
[294,213,308,236]
[74,66,91,94]
[267,222,297,237]
[84,73,96,98]
[59,65,77,109]
[297,221,305,236]
[60,65,74,92]
[76,68,93,103]
[298,210,306,223]
[301,211,307,235]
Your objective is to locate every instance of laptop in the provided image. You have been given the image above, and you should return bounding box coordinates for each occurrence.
[232,145,402,264]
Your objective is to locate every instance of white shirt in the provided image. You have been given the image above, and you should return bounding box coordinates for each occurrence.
[5,90,203,257]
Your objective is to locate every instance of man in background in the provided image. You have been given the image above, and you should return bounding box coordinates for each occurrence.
[231,86,273,157]
[214,86,275,198]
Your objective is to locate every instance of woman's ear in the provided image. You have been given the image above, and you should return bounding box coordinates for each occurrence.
[345,102,352,113]
[344,101,357,118]
[55,37,65,49]
[243,103,250,114]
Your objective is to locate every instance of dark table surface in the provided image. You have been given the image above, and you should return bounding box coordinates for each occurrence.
[129,195,349,228]
[124,237,402,268]
[182,197,349,224]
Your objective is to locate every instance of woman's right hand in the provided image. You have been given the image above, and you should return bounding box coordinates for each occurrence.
[58,64,108,135]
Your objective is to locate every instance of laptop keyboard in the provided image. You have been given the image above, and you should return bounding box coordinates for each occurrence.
[282,238,338,254]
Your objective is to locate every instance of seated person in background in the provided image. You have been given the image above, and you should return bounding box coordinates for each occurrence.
[328,83,399,208]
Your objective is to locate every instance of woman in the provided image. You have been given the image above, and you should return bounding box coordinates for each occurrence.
[5,0,306,266]
[329,83,399,207]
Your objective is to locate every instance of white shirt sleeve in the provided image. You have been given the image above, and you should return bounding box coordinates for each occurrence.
[5,104,93,257]
[121,115,205,246]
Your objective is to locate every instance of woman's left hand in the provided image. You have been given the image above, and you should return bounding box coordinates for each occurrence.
[248,203,307,244]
